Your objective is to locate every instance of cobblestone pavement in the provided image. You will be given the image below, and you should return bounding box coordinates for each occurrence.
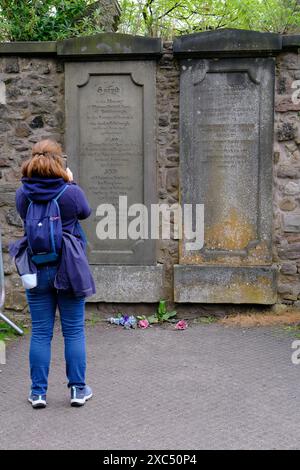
[0,321,299,450]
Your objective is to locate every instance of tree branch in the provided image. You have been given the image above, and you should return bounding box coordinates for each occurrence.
[157,2,182,20]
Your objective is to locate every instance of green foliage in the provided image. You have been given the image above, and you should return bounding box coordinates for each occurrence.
[0,0,104,41]
[147,315,159,324]
[149,299,177,323]
[119,0,300,38]
[193,316,217,324]
[137,301,177,324]
[284,325,300,338]
[0,321,28,341]
[2,0,299,41]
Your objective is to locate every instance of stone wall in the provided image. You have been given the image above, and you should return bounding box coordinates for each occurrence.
[156,41,180,300]
[0,56,65,312]
[274,51,300,304]
[0,36,299,312]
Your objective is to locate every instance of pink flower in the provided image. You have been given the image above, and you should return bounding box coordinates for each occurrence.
[138,319,149,329]
[175,320,188,330]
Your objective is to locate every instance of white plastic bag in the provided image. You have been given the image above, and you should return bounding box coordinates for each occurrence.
[21,273,37,290]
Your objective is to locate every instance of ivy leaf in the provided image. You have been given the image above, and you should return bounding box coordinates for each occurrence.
[148,315,158,324]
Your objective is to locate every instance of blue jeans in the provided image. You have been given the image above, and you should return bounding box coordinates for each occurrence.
[26,265,86,395]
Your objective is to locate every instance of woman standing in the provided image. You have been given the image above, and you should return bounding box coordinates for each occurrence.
[12,139,95,409]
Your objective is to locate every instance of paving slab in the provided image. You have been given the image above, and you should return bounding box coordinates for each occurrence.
[0,321,299,450]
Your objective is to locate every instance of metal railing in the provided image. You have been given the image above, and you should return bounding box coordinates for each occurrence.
[0,230,23,336]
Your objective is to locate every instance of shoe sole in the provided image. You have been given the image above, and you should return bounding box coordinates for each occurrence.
[28,398,47,409]
[70,392,93,407]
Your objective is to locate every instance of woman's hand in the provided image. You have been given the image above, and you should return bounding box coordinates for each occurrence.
[66,167,73,182]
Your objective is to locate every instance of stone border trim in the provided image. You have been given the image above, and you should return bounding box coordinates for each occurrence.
[173,29,300,57]
[57,33,163,59]
[0,31,298,58]
[0,41,57,55]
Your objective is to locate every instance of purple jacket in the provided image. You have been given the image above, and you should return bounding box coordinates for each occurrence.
[10,176,96,298]
[16,176,91,237]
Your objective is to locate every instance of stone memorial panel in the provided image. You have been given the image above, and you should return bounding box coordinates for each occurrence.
[179,57,275,266]
[173,30,277,303]
[65,61,157,265]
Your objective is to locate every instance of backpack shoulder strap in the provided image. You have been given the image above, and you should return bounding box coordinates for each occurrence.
[53,184,69,202]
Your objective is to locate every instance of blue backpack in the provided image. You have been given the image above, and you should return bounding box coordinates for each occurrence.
[24,185,69,265]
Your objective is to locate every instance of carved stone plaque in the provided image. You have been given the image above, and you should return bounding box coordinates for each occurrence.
[179,57,275,266]
[65,61,157,265]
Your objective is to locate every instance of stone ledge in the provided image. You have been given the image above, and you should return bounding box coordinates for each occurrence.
[89,265,165,302]
[174,265,278,304]
[0,42,57,55]
[0,32,297,58]
[282,35,300,50]
[57,33,163,59]
[173,29,283,57]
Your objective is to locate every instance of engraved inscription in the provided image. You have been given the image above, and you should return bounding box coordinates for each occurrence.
[191,71,260,242]
[78,74,143,258]
[193,72,259,169]
[180,61,274,265]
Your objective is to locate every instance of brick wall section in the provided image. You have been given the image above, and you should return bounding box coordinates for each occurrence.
[0,56,65,312]
[274,51,300,304]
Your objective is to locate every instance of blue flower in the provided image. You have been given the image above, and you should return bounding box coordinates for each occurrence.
[108,317,120,325]
[128,315,137,326]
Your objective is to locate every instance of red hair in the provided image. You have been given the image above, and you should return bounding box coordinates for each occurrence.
[22,139,69,181]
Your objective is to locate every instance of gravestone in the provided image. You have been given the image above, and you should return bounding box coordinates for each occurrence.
[173,30,278,304]
[59,34,164,302]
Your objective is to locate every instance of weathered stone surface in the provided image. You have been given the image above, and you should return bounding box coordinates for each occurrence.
[15,122,31,138]
[166,167,178,193]
[285,141,298,153]
[277,241,300,259]
[275,95,300,113]
[279,52,300,70]
[0,38,299,308]
[174,265,277,304]
[279,198,297,211]
[179,57,274,266]
[277,164,300,178]
[282,35,300,49]
[5,208,23,228]
[173,29,282,57]
[4,276,27,311]
[29,115,44,129]
[4,57,19,73]
[280,262,297,275]
[0,158,10,168]
[0,56,64,311]
[65,60,157,265]
[295,128,300,145]
[277,280,300,300]
[89,265,165,302]
[283,181,300,195]
[277,122,296,141]
[57,33,162,59]
[0,42,56,56]
[283,213,300,232]
[156,41,180,299]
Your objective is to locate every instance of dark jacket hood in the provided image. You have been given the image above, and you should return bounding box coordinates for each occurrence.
[21,176,67,202]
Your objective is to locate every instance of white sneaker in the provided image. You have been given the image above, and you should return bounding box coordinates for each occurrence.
[28,393,47,409]
[70,385,93,407]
